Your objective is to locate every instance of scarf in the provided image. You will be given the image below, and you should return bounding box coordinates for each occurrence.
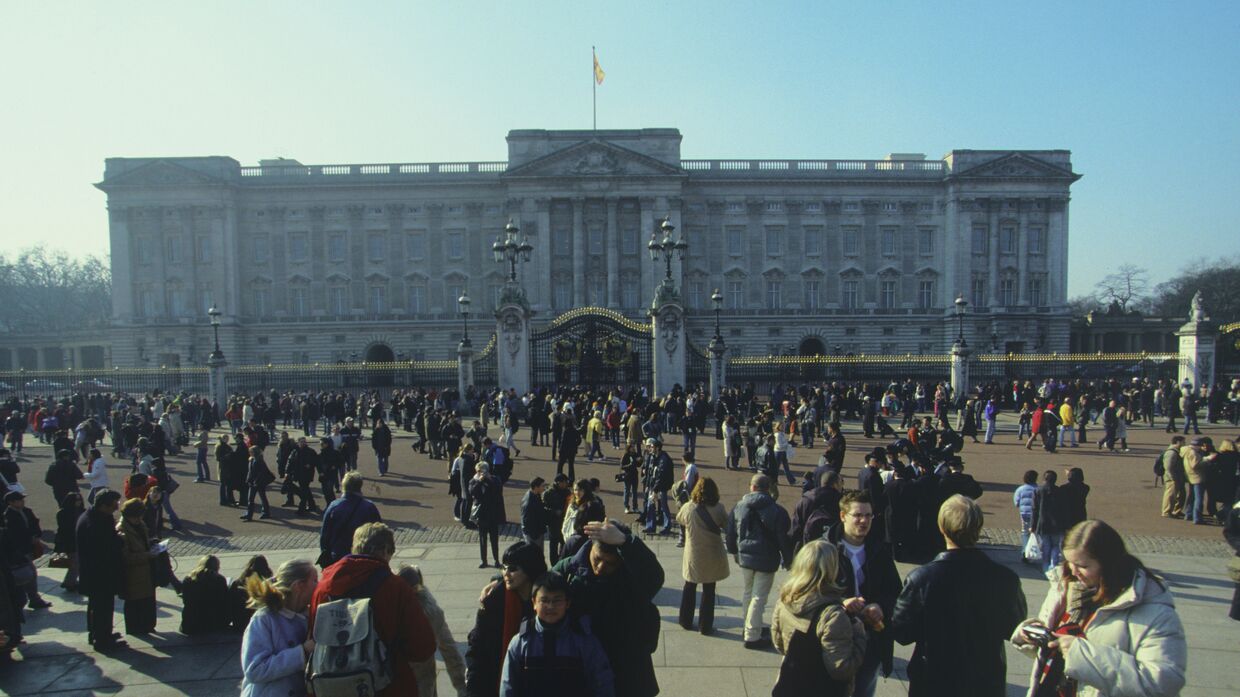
[496,587,527,691]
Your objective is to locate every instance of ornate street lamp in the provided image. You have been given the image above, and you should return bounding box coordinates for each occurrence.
[458,290,472,347]
[492,219,534,285]
[647,216,686,284]
[954,294,968,346]
[208,305,223,360]
[711,288,724,341]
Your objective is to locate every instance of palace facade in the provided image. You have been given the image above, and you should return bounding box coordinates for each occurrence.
[89,128,1079,368]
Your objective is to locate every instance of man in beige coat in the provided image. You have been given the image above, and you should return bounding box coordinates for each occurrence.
[1159,436,1186,518]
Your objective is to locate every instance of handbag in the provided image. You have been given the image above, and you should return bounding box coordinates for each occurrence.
[48,553,72,569]
[1023,534,1042,562]
[164,473,181,495]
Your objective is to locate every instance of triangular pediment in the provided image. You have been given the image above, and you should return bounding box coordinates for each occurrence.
[951,153,1078,181]
[503,139,684,178]
[98,160,227,189]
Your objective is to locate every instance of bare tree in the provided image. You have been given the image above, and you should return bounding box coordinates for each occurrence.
[0,246,112,333]
[1093,264,1150,312]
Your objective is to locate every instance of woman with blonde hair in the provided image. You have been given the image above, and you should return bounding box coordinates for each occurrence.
[771,539,867,697]
[180,555,229,635]
[1012,519,1186,697]
[675,476,729,635]
[397,564,466,696]
[239,558,318,697]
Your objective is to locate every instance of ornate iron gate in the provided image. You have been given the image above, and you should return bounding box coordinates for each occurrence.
[530,307,652,389]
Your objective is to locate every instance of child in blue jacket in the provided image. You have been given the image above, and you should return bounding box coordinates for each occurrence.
[500,571,614,697]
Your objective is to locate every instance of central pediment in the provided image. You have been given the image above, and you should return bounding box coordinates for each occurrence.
[503,139,685,179]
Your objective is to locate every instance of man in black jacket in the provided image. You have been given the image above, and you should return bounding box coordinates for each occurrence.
[520,477,548,555]
[937,458,983,502]
[825,489,902,697]
[890,494,1025,697]
[287,437,320,515]
[2,491,51,610]
[76,489,125,650]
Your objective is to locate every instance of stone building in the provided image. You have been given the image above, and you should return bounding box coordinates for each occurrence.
[91,128,1080,368]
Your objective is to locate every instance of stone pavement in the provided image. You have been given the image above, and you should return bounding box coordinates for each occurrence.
[2,533,1237,696]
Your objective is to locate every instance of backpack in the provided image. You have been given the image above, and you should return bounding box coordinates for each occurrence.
[1153,452,1165,478]
[801,506,836,549]
[306,569,394,697]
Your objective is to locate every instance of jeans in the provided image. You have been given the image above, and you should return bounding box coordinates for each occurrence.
[162,493,182,529]
[740,567,775,642]
[1039,533,1063,574]
[775,451,795,485]
[587,440,603,460]
[624,480,640,511]
[1019,514,1032,552]
[245,483,270,517]
[984,419,996,443]
[1183,413,1200,434]
[644,489,671,531]
[852,654,881,697]
[1186,483,1206,523]
[305,420,317,437]
[195,447,210,479]
[1059,426,1077,447]
[344,451,358,472]
[683,427,697,455]
[376,454,389,475]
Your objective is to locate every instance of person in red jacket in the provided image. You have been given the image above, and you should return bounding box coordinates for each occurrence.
[308,522,437,696]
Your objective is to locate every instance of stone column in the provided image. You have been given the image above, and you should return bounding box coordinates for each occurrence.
[457,340,475,402]
[572,197,586,306]
[950,339,972,400]
[651,300,686,397]
[1176,291,1218,391]
[496,295,532,395]
[639,197,656,307]
[708,335,727,401]
[207,352,228,420]
[606,198,620,308]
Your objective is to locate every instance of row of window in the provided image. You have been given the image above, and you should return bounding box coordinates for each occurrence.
[717,201,935,214]
[969,274,1048,307]
[970,224,1048,256]
[547,278,939,312]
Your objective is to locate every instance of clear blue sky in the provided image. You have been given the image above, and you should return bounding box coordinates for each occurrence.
[2,1,1237,297]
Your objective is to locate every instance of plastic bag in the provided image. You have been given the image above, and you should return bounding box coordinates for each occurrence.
[1023,534,1042,562]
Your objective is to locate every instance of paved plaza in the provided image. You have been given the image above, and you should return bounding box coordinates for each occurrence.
[1,414,1237,695]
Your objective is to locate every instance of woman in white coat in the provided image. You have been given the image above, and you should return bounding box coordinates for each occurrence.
[1011,520,1186,697]
[239,559,318,697]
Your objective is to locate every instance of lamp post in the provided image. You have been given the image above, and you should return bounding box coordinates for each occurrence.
[492,219,533,285]
[647,216,687,286]
[208,305,223,360]
[708,288,726,400]
[954,294,968,347]
[458,290,472,348]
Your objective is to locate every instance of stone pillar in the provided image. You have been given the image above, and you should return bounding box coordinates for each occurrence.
[606,198,620,308]
[708,335,727,401]
[496,291,532,395]
[572,197,586,306]
[1176,291,1218,391]
[457,340,475,402]
[950,340,972,400]
[651,297,686,397]
[207,352,228,420]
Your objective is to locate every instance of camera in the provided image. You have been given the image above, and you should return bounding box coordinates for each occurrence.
[614,472,627,483]
[1020,624,1054,648]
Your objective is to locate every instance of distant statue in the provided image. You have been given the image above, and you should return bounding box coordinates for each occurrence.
[1189,290,1208,322]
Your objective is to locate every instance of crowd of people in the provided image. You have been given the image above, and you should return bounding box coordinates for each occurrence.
[0,373,1236,696]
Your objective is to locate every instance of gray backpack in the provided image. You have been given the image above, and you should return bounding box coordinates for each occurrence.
[306,569,393,696]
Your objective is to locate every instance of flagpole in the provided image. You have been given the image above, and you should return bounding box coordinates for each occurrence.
[592,46,597,131]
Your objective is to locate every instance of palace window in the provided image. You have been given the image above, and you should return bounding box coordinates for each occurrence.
[841,280,859,310]
[254,235,270,263]
[842,227,859,256]
[289,287,307,316]
[446,232,464,260]
[288,233,308,263]
[917,280,934,309]
[766,280,782,310]
[1029,275,1046,306]
[1001,225,1018,255]
[1000,277,1017,307]
[971,226,988,255]
[971,275,987,307]
[253,288,270,317]
[406,232,424,260]
[328,286,348,315]
[803,280,820,310]
[687,281,703,310]
[918,227,934,255]
[881,227,897,257]
[165,235,182,264]
[804,226,822,256]
[553,281,572,311]
[726,227,744,256]
[622,227,639,255]
[367,233,385,261]
[726,280,744,309]
[368,285,386,314]
[588,224,604,255]
[879,280,896,309]
[765,226,783,256]
[195,236,211,263]
[408,284,426,314]
[1028,226,1046,255]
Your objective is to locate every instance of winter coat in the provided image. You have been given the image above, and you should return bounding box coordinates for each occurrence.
[119,517,154,601]
[675,501,730,584]
[308,555,437,697]
[318,493,382,565]
[891,547,1027,697]
[551,534,665,697]
[240,606,309,697]
[1012,568,1187,697]
[725,491,793,573]
[371,424,393,457]
[771,591,867,696]
[824,523,902,676]
[1181,446,1209,486]
[790,486,842,549]
[520,489,548,539]
[465,581,535,697]
[44,458,83,505]
[181,570,230,634]
[469,475,506,527]
[1013,483,1036,521]
[76,508,123,596]
[1058,481,1091,530]
[500,616,615,697]
[1031,483,1064,536]
[413,585,466,697]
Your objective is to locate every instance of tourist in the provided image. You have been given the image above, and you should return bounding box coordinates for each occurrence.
[470,462,506,568]
[308,522,437,696]
[372,417,393,475]
[551,519,664,697]
[2,490,52,610]
[228,554,274,631]
[239,559,318,697]
[640,438,673,535]
[1032,470,1066,573]
[542,474,571,561]
[1014,469,1038,558]
[84,448,110,504]
[118,498,156,635]
[726,474,794,649]
[675,476,729,635]
[240,446,275,521]
[619,442,642,513]
[1060,467,1091,531]
[1159,436,1187,518]
[1013,519,1187,697]
[180,555,230,635]
[44,448,84,509]
[891,495,1026,697]
[771,540,867,697]
[466,540,545,697]
[520,476,549,553]
[54,491,85,592]
[317,471,381,568]
[397,564,467,697]
[1183,436,1217,525]
[76,489,124,650]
